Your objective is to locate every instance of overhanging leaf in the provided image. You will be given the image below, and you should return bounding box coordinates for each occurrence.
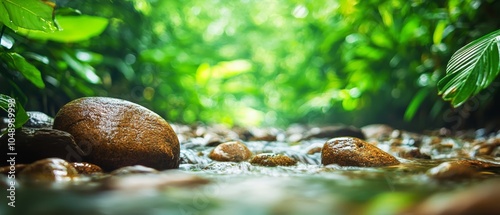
[17,15,108,42]
[437,29,500,107]
[0,52,45,88]
[0,0,57,32]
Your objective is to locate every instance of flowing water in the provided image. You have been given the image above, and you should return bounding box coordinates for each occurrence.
[2,126,500,215]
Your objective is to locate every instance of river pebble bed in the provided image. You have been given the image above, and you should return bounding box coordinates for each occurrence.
[1,106,500,215]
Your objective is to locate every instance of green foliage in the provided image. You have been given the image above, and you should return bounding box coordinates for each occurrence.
[0,0,57,32]
[17,15,109,42]
[438,29,500,107]
[1,0,499,129]
[0,0,108,117]
[0,52,45,88]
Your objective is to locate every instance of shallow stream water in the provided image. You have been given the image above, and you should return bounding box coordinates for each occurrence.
[2,126,500,215]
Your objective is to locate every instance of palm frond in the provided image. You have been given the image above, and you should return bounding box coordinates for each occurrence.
[438,29,500,107]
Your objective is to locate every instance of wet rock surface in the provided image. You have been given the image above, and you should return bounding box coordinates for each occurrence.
[18,158,79,183]
[24,111,54,128]
[52,97,180,171]
[321,137,400,167]
[71,162,103,174]
[426,159,500,180]
[250,153,297,166]
[0,128,84,166]
[209,141,252,162]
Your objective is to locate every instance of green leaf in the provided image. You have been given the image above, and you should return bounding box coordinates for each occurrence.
[0,94,29,129]
[17,15,108,42]
[0,0,57,32]
[433,20,447,45]
[61,51,101,84]
[438,29,500,107]
[0,52,45,88]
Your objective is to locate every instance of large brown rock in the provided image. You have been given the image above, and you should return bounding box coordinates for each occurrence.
[321,137,400,167]
[53,97,180,171]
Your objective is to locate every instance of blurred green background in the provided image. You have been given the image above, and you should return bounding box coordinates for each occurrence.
[1,0,500,130]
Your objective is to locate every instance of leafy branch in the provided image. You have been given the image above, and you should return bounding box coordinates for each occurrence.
[0,0,108,128]
[438,29,500,107]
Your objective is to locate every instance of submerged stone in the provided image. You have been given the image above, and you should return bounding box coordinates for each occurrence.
[53,97,180,171]
[321,137,400,167]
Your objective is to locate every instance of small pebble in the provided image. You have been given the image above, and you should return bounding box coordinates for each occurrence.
[250,153,297,167]
[321,137,400,167]
[209,141,253,162]
[19,158,79,183]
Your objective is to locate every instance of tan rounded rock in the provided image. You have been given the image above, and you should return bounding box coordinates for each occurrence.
[53,97,180,171]
[19,158,79,182]
[321,137,400,167]
[250,153,297,167]
[209,141,252,162]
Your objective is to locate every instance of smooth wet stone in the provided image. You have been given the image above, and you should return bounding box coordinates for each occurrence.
[0,128,84,166]
[304,125,366,140]
[24,111,54,128]
[250,153,297,167]
[71,162,103,174]
[209,141,252,162]
[321,137,400,167]
[409,179,500,215]
[103,170,210,190]
[426,160,499,180]
[52,97,180,171]
[18,158,79,182]
[111,165,159,175]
